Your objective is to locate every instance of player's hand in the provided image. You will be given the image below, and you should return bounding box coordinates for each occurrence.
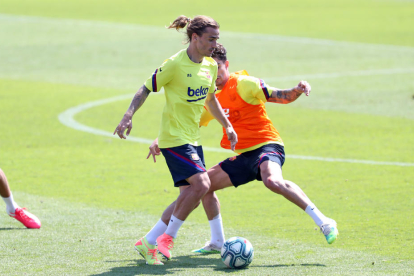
[147,138,160,163]
[294,80,311,96]
[226,126,238,151]
[113,114,133,139]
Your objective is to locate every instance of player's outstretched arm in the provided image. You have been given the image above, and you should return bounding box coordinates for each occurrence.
[113,85,151,139]
[268,80,311,104]
[204,93,238,151]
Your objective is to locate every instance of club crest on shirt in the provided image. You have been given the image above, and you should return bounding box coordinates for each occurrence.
[229,156,237,161]
[191,153,200,161]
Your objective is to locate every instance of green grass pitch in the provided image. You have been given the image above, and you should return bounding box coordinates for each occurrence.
[0,0,413,275]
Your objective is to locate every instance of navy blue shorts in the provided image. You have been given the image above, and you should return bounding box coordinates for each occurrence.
[219,144,285,187]
[160,144,206,187]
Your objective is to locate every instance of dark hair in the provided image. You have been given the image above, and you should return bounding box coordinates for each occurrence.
[167,15,219,43]
[212,43,227,61]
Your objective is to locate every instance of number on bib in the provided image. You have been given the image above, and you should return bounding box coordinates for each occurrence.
[223,108,230,118]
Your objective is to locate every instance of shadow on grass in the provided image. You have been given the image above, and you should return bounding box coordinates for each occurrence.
[90,255,325,275]
[213,263,326,273]
[0,227,28,231]
[252,263,326,268]
[90,255,223,275]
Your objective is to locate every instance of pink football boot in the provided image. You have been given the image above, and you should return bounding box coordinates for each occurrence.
[9,207,41,229]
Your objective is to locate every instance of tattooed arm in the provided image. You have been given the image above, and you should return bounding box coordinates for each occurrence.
[113,85,151,139]
[267,80,311,104]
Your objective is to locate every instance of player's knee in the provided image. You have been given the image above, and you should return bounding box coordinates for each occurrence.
[264,177,285,194]
[193,180,211,198]
[200,182,211,195]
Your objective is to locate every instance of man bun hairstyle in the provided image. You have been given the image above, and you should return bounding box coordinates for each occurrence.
[212,43,227,62]
[168,15,219,44]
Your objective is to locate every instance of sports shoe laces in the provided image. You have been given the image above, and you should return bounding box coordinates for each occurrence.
[148,248,158,260]
[16,208,30,220]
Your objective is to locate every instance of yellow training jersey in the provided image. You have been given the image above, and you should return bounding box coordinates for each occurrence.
[144,49,217,148]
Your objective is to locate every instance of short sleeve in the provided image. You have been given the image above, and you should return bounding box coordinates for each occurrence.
[238,76,272,103]
[144,58,176,92]
[199,107,215,127]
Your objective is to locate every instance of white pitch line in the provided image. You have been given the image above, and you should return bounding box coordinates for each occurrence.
[58,94,154,145]
[58,95,414,167]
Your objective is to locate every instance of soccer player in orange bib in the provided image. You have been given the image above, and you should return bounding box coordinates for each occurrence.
[147,43,338,255]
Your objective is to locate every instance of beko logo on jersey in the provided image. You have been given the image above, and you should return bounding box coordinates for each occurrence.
[187,86,209,97]
[187,86,209,102]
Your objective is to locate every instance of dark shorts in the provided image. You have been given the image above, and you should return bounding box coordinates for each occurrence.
[160,144,206,187]
[219,143,285,187]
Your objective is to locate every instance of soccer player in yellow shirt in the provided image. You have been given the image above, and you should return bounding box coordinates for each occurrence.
[114,16,237,265]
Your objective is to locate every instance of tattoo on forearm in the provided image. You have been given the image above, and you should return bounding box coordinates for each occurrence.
[269,88,302,104]
[128,85,151,114]
[276,91,283,99]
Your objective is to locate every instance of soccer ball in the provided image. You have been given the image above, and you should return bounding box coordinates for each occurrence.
[221,237,254,269]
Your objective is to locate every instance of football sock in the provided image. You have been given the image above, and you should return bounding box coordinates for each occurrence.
[146,219,168,245]
[165,215,184,238]
[2,193,19,215]
[305,203,328,227]
[209,214,225,247]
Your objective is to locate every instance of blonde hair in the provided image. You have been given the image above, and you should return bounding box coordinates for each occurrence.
[167,15,219,43]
